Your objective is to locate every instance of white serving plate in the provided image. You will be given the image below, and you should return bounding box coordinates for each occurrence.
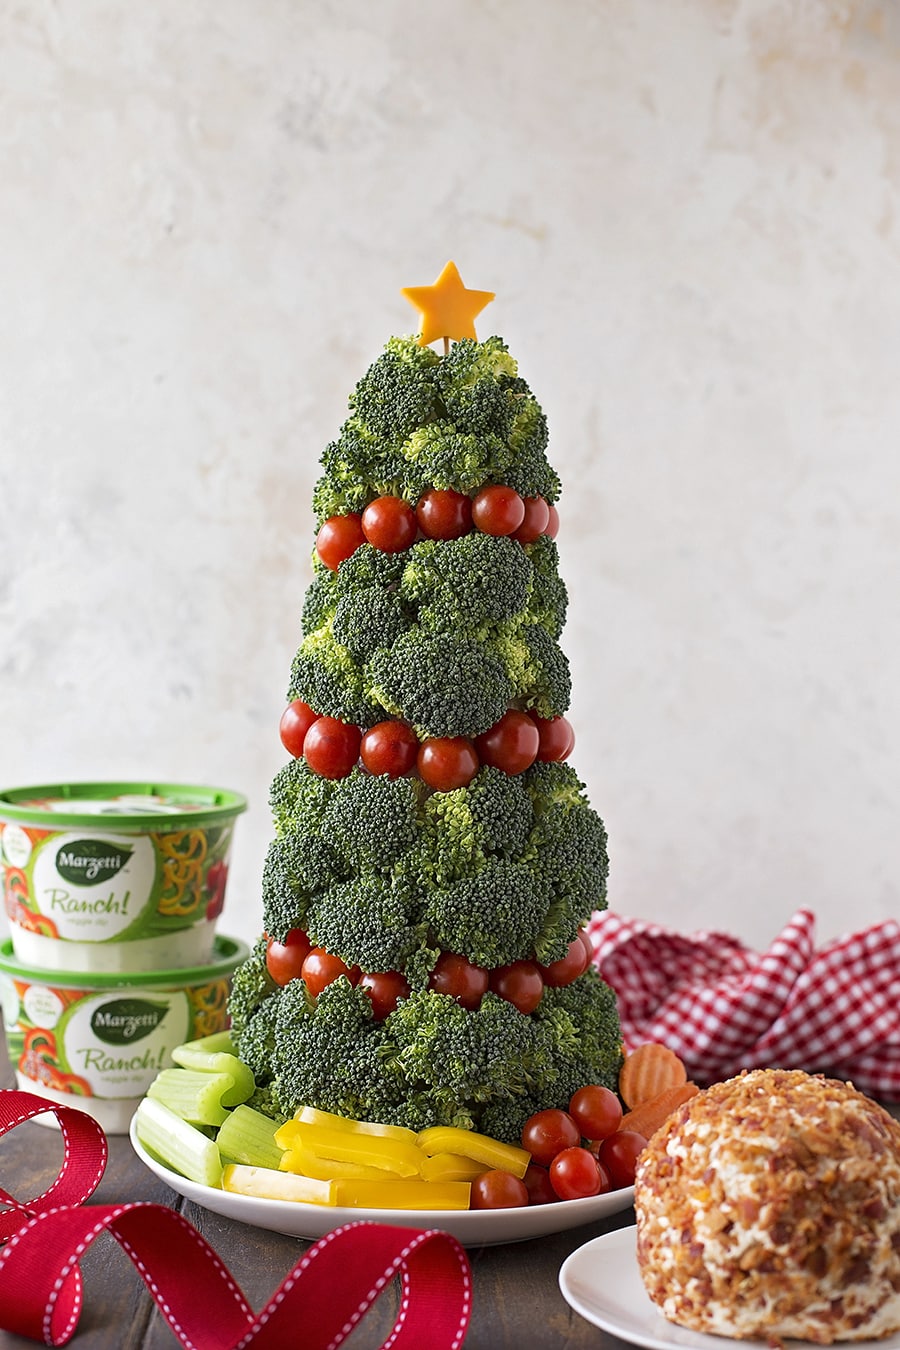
[129,1117,634,1248]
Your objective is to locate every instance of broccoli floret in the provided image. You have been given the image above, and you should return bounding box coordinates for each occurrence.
[301,571,338,637]
[288,622,381,726]
[322,769,421,870]
[306,875,422,974]
[366,630,513,738]
[331,586,412,660]
[272,978,396,1122]
[381,990,554,1130]
[433,336,521,437]
[397,422,514,498]
[333,542,409,595]
[522,761,610,960]
[533,970,623,1100]
[232,994,280,1089]
[491,624,571,718]
[415,768,533,887]
[399,533,532,634]
[261,830,348,942]
[227,937,277,1039]
[503,389,561,503]
[311,469,369,523]
[524,759,590,815]
[268,757,338,836]
[423,860,549,968]
[320,418,406,507]
[349,336,441,442]
[525,535,568,639]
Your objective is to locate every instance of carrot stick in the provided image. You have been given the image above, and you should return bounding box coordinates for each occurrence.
[618,1082,699,1140]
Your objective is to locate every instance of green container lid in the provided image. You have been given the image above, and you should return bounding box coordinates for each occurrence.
[0,934,248,989]
[0,782,247,831]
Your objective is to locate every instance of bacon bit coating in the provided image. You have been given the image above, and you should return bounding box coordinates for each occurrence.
[634,1069,900,1344]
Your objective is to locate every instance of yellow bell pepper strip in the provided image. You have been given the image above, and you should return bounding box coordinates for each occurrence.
[332,1178,471,1211]
[223,1163,336,1206]
[292,1105,419,1145]
[279,1145,394,1183]
[275,1121,424,1177]
[420,1152,487,1183]
[416,1126,530,1178]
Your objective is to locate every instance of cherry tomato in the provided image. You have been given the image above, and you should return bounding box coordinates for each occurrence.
[416,488,473,540]
[545,503,560,539]
[316,514,365,571]
[522,1162,557,1206]
[531,713,575,762]
[303,717,361,779]
[427,952,489,1011]
[471,485,525,536]
[512,496,550,544]
[266,928,312,986]
[578,928,594,967]
[596,1130,648,1189]
[475,710,540,776]
[568,1085,624,1142]
[279,700,318,758]
[537,934,591,988]
[470,1170,530,1210]
[361,496,418,553]
[301,947,360,999]
[360,721,419,778]
[417,737,479,791]
[489,960,544,1014]
[549,1147,610,1200]
[358,969,410,1020]
[520,1108,580,1167]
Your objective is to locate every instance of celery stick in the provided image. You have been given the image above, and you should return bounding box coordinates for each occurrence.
[134,1097,223,1188]
[216,1104,285,1170]
[175,1031,237,1056]
[170,1043,254,1108]
[147,1069,232,1128]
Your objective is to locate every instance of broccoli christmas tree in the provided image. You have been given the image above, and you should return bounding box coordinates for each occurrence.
[229,263,622,1143]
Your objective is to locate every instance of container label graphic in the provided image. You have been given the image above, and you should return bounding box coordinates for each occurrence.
[90,998,170,1046]
[29,831,158,941]
[55,840,133,887]
[58,990,191,1098]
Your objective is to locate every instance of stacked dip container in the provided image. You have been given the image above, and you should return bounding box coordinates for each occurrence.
[0,782,247,1131]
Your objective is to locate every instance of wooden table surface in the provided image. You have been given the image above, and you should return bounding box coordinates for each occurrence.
[0,1038,634,1350]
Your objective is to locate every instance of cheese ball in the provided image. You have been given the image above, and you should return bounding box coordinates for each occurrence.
[635,1069,900,1343]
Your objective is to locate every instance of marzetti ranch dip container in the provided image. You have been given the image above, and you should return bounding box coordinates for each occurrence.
[0,934,248,1132]
[0,782,246,973]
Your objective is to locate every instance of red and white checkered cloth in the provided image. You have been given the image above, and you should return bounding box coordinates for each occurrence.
[584,907,900,1101]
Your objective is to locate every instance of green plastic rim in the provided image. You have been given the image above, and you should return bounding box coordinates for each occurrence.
[0,781,247,830]
[0,934,249,989]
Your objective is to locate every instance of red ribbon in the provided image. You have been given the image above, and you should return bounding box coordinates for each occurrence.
[0,1090,472,1349]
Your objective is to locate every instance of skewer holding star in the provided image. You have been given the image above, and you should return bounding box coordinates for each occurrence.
[401,261,495,352]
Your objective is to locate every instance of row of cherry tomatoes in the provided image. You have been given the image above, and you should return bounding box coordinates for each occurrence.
[265,927,595,1020]
[316,486,559,571]
[280,702,574,789]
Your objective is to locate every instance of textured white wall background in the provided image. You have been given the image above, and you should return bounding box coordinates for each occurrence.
[1,0,899,955]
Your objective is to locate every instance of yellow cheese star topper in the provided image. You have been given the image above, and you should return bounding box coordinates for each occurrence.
[401,261,495,349]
